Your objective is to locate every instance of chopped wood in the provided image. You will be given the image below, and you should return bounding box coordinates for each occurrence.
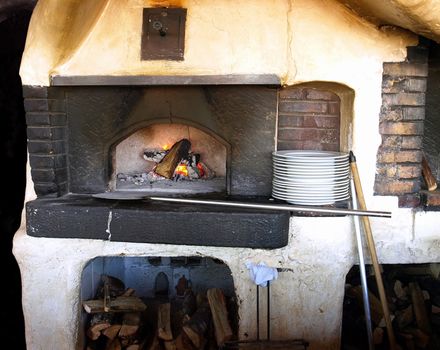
[422,155,437,191]
[102,324,122,341]
[348,286,384,326]
[105,338,122,350]
[122,288,136,297]
[207,288,233,346]
[395,305,414,329]
[83,296,147,314]
[401,327,430,349]
[87,322,111,340]
[373,327,384,345]
[118,324,139,338]
[175,333,196,350]
[394,280,408,300]
[182,289,197,317]
[164,340,177,350]
[123,312,142,326]
[148,334,162,350]
[155,139,191,179]
[398,332,416,350]
[183,303,211,349]
[158,303,173,341]
[126,345,140,350]
[409,282,431,334]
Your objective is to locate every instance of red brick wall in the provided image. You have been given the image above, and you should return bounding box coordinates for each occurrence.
[375,44,429,207]
[277,87,340,151]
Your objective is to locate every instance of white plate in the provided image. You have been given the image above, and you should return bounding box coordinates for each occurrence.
[273,162,349,169]
[271,186,349,195]
[271,190,349,199]
[273,184,348,192]
[272,193,350,204]
[272,151,348,163]
[273,169,349,177]
[272,189,348,198]
[272,196,350,206]
[273,176,349,184]
[273,150,349,159]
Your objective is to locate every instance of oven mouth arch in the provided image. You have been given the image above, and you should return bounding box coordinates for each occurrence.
[108,117,232,194]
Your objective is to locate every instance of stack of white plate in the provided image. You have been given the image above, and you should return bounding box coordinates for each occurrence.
[272,150,350,205]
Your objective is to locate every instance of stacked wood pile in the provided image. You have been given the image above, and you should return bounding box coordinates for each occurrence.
[82,275,235,350]
[342,264,440,350]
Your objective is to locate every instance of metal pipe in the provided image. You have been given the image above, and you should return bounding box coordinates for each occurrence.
[149,196,391,218]
[350,178,374,350]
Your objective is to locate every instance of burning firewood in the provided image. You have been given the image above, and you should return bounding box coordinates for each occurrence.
[155,139,191,179]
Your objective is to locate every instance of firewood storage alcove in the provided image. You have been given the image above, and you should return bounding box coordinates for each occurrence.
[79,256,238,350]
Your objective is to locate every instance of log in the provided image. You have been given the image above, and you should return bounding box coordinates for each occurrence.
[348,286,384,326]
[119,312,142,338]
[155,139,191,179]
[148,334,162,350]
[164,340,177,350]
[158,303,173,341]
[105,338,122,350]
[102,324,122,341]
[207,288,233,346]
[83,296,147,314]
[409,282,431,334]
[87,322,111,340]
[422,156,437,191]
[126,345,140,350]
[175,332,196,350]
[122,288,136,297]
[118,324,139,338]
[182,302,211,349]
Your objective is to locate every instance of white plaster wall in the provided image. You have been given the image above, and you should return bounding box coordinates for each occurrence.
[14,0,440,349]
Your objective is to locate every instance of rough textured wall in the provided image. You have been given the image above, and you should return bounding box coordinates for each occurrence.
[375,44,429,207]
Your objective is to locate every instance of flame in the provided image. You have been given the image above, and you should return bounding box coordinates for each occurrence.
[175,164,188,176]
[162,144,171,151]
[196,162,205,177]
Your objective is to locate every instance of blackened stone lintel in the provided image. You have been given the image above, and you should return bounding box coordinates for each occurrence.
[26,195,290,249]
[50,74,281,86]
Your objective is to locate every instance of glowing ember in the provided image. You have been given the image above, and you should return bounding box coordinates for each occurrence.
[196,162,205,177]
[175,164,189,177]
[162,144,171,151]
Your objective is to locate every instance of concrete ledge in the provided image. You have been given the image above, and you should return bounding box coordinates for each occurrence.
[26,195,290,249]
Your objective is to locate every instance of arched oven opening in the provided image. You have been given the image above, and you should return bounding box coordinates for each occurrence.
[110,122,230,195]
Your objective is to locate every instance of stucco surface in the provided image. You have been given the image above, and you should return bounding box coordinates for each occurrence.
[14,1,440,349]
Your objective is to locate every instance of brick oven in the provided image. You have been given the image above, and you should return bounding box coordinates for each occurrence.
[12,1,440,350]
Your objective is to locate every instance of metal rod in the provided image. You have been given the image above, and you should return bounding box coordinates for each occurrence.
[350,178,374,350]
[267,281,271,341]
[149,196,391,218]
[350,152,397,350]
[256,285,260,341]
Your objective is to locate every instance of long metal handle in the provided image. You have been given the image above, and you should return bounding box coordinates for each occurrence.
[350,178,374,350]
[149,196,391,218]
[350,152,397,350]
